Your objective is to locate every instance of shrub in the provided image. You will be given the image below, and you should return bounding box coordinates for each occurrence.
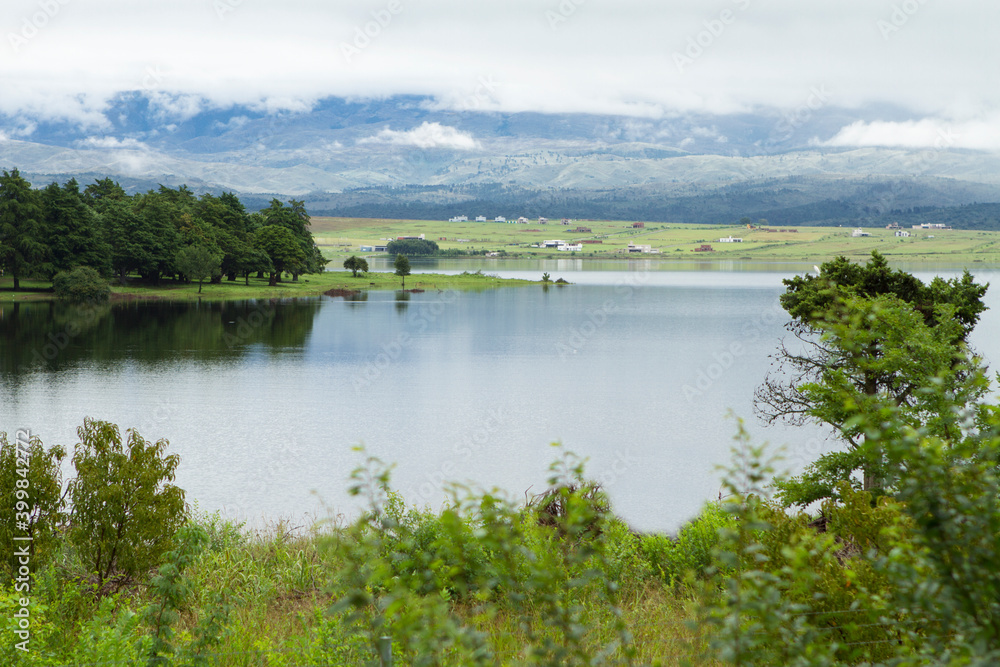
[0,431,66,579]
[52,266,110,303]
[641,502,732,585]
[68,418,186,590]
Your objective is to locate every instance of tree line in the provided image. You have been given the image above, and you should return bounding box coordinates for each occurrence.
[0,168,327,291]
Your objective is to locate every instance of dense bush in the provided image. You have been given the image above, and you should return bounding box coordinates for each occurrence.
[641,502,733,585]
[52,266,110,303]
[385,238,439,255]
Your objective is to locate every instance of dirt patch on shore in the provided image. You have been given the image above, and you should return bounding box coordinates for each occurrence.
[323,287,362,298]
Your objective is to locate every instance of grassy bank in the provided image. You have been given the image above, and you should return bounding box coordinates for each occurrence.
[0,271,540,304]
[313,216,1000,265]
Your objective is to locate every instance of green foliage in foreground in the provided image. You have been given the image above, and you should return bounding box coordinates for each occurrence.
[4,381,1000,665]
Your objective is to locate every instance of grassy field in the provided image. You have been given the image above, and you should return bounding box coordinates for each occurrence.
[0,271,539,303]
[313,216,1000,265]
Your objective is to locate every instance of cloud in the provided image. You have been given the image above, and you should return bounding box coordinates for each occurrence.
[214,115,251,132]
[2,1,1000,130]
[822,116,1000,151]
[77,136,150,150]
[358,122,479,150]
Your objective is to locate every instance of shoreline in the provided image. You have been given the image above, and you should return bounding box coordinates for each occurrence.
[0,271,542,304]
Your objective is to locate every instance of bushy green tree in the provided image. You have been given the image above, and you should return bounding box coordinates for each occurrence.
[68,419,186,590]
[756,251,990,501]
[253,225,306,286]
[385,238,439,256]
[52,266,111,303]
[343,255,368,277]
[394,253,411,288]
[174,244,222,293]
[260,198,326,279]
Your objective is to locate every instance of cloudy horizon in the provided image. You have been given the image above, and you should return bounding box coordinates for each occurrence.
[2,0,998,150]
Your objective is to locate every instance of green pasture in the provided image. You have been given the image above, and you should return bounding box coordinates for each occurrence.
[313,216,1000,265]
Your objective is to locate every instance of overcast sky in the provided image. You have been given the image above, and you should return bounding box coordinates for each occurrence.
[3,0,998,148]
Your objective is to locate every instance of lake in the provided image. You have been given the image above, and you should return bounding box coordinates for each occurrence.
[3,261,999,533]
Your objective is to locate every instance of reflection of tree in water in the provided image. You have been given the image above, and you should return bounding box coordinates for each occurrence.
[345,291,368,304]
[394,290,410,314]
[0,298,322,374]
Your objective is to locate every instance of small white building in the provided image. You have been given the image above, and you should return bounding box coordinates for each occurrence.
[627,243,653,253]
[475,216,487,222]
[517,216,529,224]
[448,215,468,222]
[718,236,744,243]
[495,216,506,223]
[542,240,567,248]
[557,243,582,252]
[895,230,910,237]
[852,229,871,237]
[538,217,549,224]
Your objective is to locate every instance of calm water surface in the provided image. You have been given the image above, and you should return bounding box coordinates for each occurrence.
[3,262,998,532]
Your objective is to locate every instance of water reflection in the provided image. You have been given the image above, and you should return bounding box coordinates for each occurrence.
[0,298,322,374]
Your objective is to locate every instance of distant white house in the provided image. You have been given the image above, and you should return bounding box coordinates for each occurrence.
[475,216,487,222]
[538,217,549,224]
[912,223,950,230]
[495,216,506,223]
[449,215,468,222]
[718,236,743,243]
[627,243,653,253]
[895,230,910,237]
[517,216,529,224]
[852,229,871,237]
[557,243,582,252]
[542,240,567,248]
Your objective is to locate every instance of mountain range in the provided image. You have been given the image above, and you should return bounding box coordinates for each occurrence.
[3,93,1000,226]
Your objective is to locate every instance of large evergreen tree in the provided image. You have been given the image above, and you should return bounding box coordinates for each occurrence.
[261,198,326,279]
[0,168,46,290]
[756,251,991,503]
[39,179,111,278]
